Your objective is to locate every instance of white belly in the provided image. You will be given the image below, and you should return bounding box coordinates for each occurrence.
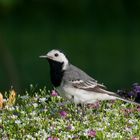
[56,85,116,104]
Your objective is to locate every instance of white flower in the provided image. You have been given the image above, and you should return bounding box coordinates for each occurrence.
[33,103,38,108]
[20,95,29,99]
[128,119,135,124]
[15,120,21,124]
[25,135,36,140]
[111,132,120,138]
[97,128,104,131]
[125,127,132,132]
[30,111,36,116]
[39,98,46,102]
[11,115,18,119]
[36,129,48,139]
[20,111,25,114]
[6,106,15,110]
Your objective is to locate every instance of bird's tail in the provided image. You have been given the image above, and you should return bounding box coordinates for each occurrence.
[116,96,140,106]
[100,89,140,106]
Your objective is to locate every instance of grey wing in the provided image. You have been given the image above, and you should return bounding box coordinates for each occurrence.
[63,64,107,92]
[71,79,106,91]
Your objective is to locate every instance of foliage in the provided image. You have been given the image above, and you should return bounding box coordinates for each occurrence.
[0,0,140,92]
[0,87,140,140]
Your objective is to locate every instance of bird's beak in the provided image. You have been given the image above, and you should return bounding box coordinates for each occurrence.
[39,55,48,59]
[39,55,53,59]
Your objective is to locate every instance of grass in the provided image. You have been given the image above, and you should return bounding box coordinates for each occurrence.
[0,86,140,140]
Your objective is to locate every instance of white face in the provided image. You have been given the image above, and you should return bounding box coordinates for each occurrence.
[46,50,69,70]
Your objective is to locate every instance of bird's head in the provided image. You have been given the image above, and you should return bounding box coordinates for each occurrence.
[40,49,69,70]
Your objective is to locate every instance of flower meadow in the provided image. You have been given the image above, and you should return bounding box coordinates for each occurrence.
[0,85,140,140]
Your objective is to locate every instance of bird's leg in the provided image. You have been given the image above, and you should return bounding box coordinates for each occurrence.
[57,95,74,106]
[76,103,86,122]
[81,103,86,117]
[69,95,84,117]
[71,95,75,103]
[70,95,86,117]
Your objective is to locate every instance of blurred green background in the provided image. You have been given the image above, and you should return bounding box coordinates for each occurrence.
[0,0,140,92]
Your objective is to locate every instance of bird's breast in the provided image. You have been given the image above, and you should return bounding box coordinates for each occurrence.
[48,59,64,87]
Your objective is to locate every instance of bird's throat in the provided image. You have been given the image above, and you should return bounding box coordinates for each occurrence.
[48,59,64,87]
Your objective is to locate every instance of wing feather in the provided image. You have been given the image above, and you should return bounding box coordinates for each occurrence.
[70,79,106,92]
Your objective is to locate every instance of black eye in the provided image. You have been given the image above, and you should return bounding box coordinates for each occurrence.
[54,53,59,57]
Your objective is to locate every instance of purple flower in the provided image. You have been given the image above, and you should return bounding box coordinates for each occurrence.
[87,129,96,137]
[132,83,140,93]
[51,90,58,96]
[66,125,72,130]
[128,91,135,97]
[59,111,67,118]
[134,86,140,93]
[117,83,140,101]
[66,125,75,131]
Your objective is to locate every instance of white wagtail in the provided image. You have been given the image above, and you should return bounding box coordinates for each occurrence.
[40,49,140,106]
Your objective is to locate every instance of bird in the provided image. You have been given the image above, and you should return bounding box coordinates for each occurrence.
[40,49,140,106]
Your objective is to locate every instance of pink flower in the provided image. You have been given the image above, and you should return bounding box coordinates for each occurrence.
[137,107,140,112]
[131,137,139,140]
[51,90,58,96]
[122,108,134,116]
[59,110,67,118]
[48,137,58,140]
[87,129,96,137]
[88,101,100,109]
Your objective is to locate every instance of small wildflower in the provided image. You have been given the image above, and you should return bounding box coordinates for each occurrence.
[117,83,140,100]
[109,99,116,104]
[128,91,135,98]
[137,107,140,112]
[117,89,128,98]
[25,135,34,139]
[128,119,135,124]
[66,125,72,130]
[66,125,75,131]
[5,106,15,110]
[59,110,67,118]
[20,95,29,99]
[131,137,139,140]
[88,101,100,109]
[125,127,132,132]
[7,90,16,106]
[0,93,3,109]
[132,83,140,99]
[11,115,18,119]
[51,90,58,96]
[39,97,46,102]
[33,103,38,108]
[48,137,58,140]
[87,129,96,137]
[30,111,36,116]
[122,108,134,116]
[132,83,140,93]
[15,120,21,124]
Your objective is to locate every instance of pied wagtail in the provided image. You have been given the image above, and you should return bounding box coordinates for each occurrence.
[40,49,140,106]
